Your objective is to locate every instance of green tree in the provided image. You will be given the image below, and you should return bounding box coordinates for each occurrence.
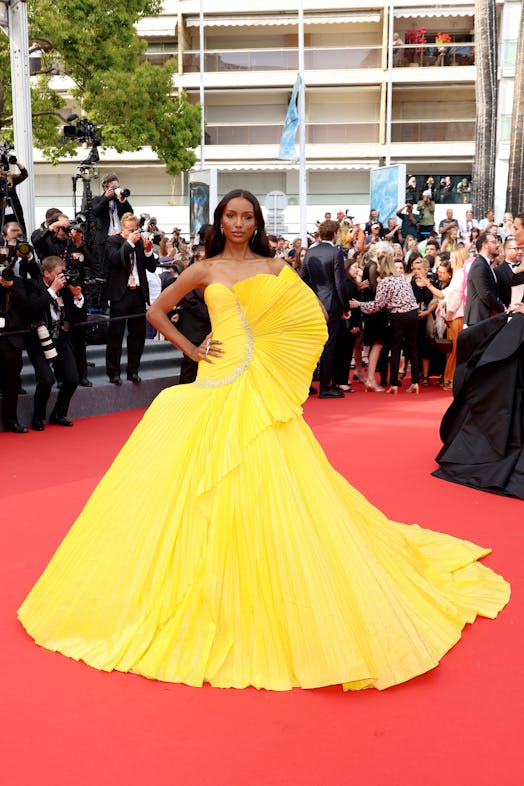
[0,0,200,174]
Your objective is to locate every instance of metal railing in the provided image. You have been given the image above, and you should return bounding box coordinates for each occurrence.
[142,43,475,72]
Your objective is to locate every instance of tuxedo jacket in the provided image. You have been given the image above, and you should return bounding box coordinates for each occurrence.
[0,277,28,349]
[105,234,157,304]
[464,255,505,325]
[92,195,133,245]
[300,242,348,317]
[494,261,524,308]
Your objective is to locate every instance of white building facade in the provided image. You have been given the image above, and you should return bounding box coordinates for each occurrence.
[31,0,519,236]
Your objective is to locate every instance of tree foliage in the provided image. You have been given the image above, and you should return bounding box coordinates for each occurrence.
[0,0,201,174]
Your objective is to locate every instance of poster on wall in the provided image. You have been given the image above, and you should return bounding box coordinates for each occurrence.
[369,164,406,224]
[189,168,218,236]
[189,182,209,235]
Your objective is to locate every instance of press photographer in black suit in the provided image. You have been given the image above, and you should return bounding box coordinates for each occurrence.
[0,266,29,432]
[105,212,157,384]
[31,210,71,261]
[92,173,133,278]
[31,211,94,386]
[25,256,87,430]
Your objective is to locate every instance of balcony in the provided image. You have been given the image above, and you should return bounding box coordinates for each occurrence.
[182,47,383,73]
[392,42,475,68]
[391,120,474,143]
[203,120,472,147]
[144,42,476,73]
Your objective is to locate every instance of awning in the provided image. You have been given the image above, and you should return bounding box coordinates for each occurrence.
[216,162,374,172]
[394,6,475,19]
[135,16,177,37]
[186,13,381,28]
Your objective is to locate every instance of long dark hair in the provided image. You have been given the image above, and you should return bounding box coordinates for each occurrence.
[205,189,272,259]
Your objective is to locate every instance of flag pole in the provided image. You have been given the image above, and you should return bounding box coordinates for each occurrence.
[298,0,307,245]
[199,0,205,168]
[385,0,394,166]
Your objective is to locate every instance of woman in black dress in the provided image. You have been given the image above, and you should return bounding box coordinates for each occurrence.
[433,303,524,499]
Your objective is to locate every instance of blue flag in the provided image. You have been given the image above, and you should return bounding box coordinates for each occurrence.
[278,75,302,161]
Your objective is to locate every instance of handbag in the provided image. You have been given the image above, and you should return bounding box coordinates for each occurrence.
[433,336,453,353]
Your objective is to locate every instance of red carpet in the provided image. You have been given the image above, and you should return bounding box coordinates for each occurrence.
[1,386,522,786]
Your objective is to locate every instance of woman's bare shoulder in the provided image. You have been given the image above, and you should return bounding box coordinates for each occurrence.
[266,256,288,275]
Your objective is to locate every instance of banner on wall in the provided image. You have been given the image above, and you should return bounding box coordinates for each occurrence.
[369,164,407,224]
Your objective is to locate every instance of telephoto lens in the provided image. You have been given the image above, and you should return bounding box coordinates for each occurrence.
[0,263,14,281]
[36,324,58,360]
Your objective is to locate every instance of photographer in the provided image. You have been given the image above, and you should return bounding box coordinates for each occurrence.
[396,202,420,241]
[25,256,87,429]
[0,146,29,235]
[92,173,133,279]
[416,191,436,241]
[31,210,71,261]
[1,222,39,281]
[0,262,30,432]
[105,212,157,385]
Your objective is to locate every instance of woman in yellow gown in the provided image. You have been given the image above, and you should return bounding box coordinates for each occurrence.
[18,191,510,691]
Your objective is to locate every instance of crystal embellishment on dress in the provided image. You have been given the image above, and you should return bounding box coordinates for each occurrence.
[193,301,254,388]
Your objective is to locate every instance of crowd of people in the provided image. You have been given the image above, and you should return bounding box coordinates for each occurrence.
[293,205,524,398]
[0,169,212,433]
[1,164,524,431]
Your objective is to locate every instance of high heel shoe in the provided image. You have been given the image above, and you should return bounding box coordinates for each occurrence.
[364,380,385,393]
[406,383,420,394]
[353,370,366,384]
[386,386,399,394]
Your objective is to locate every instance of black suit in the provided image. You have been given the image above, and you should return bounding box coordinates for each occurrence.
[92,194,133,278]
[494,261,524,308]
[300,241,348,391]
[25,276,86,421]
[0,278,28,427]
[464,255,505,326]
[105,234,157,378]
[177,288,211,384]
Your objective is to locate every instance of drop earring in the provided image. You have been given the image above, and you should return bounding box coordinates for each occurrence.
[220,225,224,235]
[251,228,258,241]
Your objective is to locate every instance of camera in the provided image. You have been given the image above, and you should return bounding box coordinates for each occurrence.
[63,267,82,286]
[114,186,131,199]
[70,212,87,233]
[427,270,435,281]
[17,239,32,256]
[0,237,33,261]
[0,260,14,282]
[63,212,87,236]
[140,231,155,242]
[0,140,17,173]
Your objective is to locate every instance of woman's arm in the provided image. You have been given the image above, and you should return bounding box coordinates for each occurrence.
[351,277,390,314]
[147,263,223,363]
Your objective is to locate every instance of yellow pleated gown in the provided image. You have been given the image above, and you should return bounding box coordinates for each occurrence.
[18,265,510,690]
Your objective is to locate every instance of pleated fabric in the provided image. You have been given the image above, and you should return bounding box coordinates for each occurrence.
[18,265,510,691]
